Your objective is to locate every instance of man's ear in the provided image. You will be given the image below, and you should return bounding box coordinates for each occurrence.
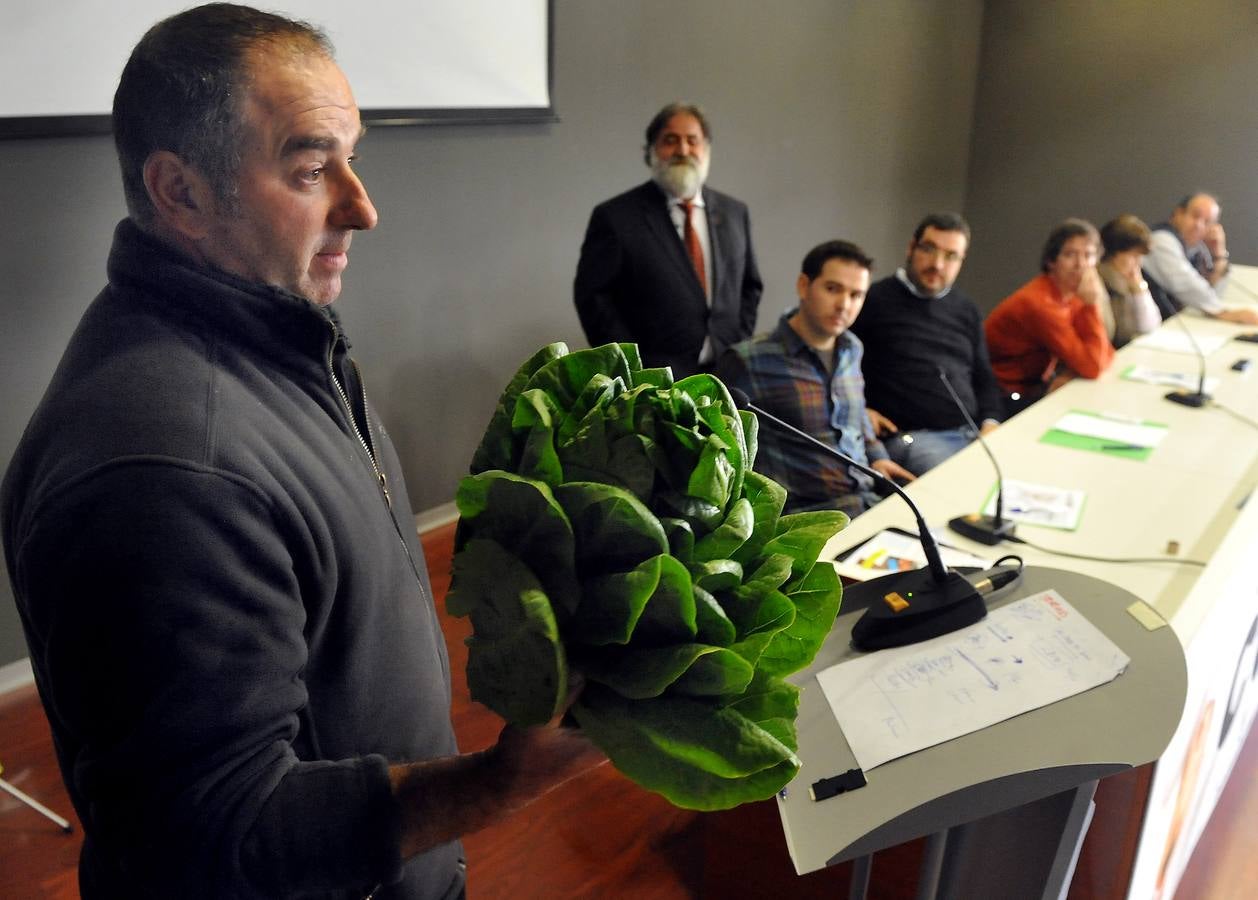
[796,272,810,301]
[142,151,215,239]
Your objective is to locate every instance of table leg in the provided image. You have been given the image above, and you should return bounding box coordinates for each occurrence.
[848,852,872,900]
[932,781,1098,899]
[915,830,949,900]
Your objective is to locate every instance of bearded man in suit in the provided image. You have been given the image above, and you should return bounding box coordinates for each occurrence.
[574,102,763,378]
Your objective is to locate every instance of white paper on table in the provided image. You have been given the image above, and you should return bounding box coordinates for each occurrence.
[1131,329,1229,356]
[983,479,1085,530]
[1122,364,1220,394]
[816,589,1131,772]
[831,528,991,582]
[1052,411,1168,448]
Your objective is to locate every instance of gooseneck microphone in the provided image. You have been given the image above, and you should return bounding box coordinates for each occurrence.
[1165,313,1210,408]
[937,368,1017,545]
[728,387,986,650]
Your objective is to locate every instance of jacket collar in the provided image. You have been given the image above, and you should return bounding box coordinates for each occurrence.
[894,266,952,300]
[1153,220,1189,251]
[773,310,860,359]
[106,218,348,361]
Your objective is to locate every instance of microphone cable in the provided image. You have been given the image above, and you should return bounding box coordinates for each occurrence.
[971,554,1025,589]
[1212,401,1258,431]
[1001,533,1207,567]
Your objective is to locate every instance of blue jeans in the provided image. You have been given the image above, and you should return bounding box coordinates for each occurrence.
[884,426,975,476]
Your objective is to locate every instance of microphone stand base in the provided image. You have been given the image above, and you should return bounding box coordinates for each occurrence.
[1165,390,1209,408]
[948,514,1017,546]
[850,568,986,651]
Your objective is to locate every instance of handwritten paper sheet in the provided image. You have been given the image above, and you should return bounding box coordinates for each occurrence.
[816,590,1130,771]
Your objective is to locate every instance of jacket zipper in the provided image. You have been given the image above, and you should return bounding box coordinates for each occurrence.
[328,342,391,509]
[324,337,427,584]
[352,358,394,509]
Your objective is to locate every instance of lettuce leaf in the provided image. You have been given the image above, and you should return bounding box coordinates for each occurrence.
[448,538,566,727]
[571,686,799,807]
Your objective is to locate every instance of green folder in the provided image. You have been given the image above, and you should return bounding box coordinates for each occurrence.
[1039,409,1167,461]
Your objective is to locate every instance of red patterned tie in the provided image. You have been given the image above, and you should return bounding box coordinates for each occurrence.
[681,200,708,295]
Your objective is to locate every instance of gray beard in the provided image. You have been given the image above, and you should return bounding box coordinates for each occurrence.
[650,152,709,199]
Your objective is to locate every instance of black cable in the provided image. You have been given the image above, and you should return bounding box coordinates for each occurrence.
[1005,534,1207,567]
[990,553,1024,572]
[969,554,1024,597]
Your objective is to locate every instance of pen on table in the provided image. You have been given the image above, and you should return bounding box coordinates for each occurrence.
[1102,443,1146,451]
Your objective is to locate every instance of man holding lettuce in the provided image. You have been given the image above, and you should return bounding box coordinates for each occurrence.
[2,6,603,898]
[715,240,914,517]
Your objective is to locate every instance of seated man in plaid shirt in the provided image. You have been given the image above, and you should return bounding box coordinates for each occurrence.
[715,240,915,517]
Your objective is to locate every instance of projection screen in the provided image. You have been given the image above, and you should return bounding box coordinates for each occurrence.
[0,0,553,138]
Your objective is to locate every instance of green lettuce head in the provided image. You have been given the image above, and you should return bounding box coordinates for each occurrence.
[447,342,847,810]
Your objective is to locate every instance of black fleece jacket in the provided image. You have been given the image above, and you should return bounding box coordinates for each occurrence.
[3,220,463,899]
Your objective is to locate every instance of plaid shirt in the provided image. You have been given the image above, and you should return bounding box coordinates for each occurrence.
[715,312,887,516]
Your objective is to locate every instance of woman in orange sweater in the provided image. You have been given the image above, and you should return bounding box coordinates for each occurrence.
[984,218,1115,415]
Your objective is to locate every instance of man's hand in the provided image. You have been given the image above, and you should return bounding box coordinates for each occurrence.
[1218,307,1258,326]
[1076,266,1107,306]
[488,717,608,821]
[1112,251,1146,294]
[1206,222,1228,259]
[389,687,606,860]
[1206,223,1230,284]
[979,420,999,437]
[871,458,915,484]
[479,676,608,827]
[1047,371,1076,393]
[866,407,898,437]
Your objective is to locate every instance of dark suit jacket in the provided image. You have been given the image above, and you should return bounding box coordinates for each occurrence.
[573,180,763,378]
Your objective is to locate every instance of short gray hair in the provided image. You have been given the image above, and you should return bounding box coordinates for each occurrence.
[113,3,333,228]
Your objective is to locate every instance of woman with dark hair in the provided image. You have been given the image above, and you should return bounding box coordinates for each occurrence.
[984,218,1115,415]
[1097,214,1162,347]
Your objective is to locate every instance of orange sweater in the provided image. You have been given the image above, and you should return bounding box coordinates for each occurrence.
[984,273,1115,392]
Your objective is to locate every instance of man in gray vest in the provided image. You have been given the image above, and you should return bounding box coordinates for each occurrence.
[1143,192,1258,325]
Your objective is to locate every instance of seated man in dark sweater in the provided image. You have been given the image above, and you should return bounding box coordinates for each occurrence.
[850,213,1003,475]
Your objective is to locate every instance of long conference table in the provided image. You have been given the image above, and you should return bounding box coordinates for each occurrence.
[776,264,1258,900]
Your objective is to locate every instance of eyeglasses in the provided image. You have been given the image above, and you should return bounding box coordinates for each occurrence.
[914,241,965,264]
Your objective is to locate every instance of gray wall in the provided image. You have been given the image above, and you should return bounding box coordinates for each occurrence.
[0,1,984,666]
[14,0,1258,670]
[962,0,1258,311]
[348,0,984,512]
